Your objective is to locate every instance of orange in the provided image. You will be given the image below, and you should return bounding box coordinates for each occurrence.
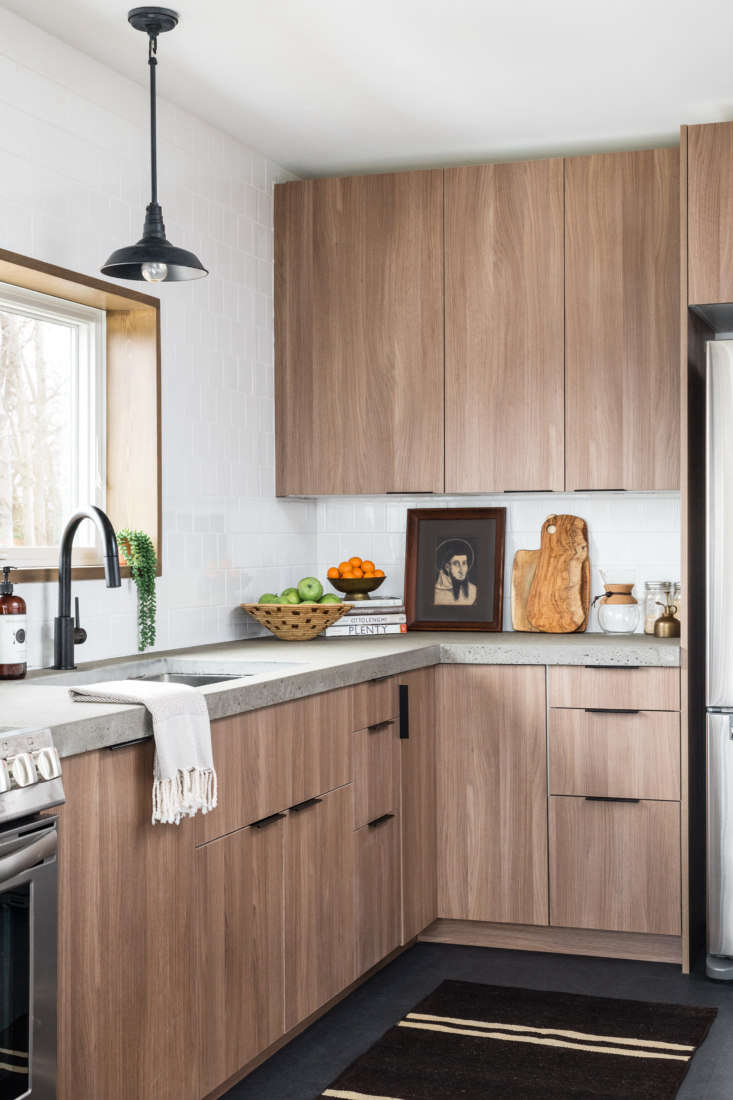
[338,562,350,574]
[374,568,385,577]
[361,560,375,573]
[341,569,354,578]
[327,567,339,579]
[363,571,375,578]
[351,567,364,578]
[348,556,362,568]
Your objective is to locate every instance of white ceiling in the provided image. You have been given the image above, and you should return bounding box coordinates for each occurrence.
[4,0,733,177]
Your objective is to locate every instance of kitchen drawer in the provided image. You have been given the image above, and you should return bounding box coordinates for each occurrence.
[549,666,680,711]
[352,676,399,731]
[355,811,401,975]
[549,709,680,800]
[353,717,399,829]
[549,795,681,935]
[197,688,352,844]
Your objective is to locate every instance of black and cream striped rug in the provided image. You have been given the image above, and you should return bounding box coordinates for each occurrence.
[318,980,717,1099]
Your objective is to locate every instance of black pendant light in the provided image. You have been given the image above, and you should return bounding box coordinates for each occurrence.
[101,7,208,283]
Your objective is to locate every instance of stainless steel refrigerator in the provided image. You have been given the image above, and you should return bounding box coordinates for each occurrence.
[706,339,733,979]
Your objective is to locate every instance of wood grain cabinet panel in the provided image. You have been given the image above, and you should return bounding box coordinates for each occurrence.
[353,719,399,829]
[196,819,285,1095]
[197,688,352,844]
[445,159,565,491]
[549,665,680,711]
[688,121,733,304]
[549,795,681,935]
[565,148,680,490]
[275,171,444,494]
[355,813,402,976]
[549,708,681,800]
[436,666,548,926]
[57,746,199,1100]
[352,676,399,732]
[284,784,356,1030]
[400,669,438,943]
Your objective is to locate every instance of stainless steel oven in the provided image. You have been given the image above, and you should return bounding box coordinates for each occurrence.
[0,728,64,1100]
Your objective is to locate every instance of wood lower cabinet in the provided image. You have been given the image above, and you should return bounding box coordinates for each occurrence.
[549,796,681,936]
[353,717,399,830]
[436,665,548,925]
[57,744,199,1100]
[400,668,437,942]
[444,158,564,491]
[355,813,401,975]
[275,171,444,494]
[564,147,680,490]
[284,784,356,1030]
[196,817,285,1095]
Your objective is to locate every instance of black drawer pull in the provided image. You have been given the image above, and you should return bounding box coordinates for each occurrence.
[368,719,395,733]
[584,796,641,804]
[585,665,641,671]
[367,812,395,829]
[399,683,410,739]
[370,676,391,684]
[108,737,148,751]
[584,708,641,715]
[289,797,323,814]
[251,812,286,830]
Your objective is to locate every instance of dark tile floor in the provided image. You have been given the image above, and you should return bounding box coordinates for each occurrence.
[224,943,733,1099]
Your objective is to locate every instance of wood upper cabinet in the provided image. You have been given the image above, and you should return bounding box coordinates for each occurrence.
[400,668,437,943]
[444,159,565,491]
[565,148,680,490]
[275,171,444,494]
[688,121,733,304]
[436,665,548,926]
[196,818,285,1095]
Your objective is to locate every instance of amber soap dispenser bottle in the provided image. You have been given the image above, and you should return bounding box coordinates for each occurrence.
[0,566,27,679]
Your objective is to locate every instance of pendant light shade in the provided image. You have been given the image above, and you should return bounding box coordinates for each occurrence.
[102,7,207,283]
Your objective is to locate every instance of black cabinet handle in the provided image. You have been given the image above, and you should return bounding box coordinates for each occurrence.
[399,683,410,739]
[289,797,323,814]
[368,719,395,733]
[370,676,391,684]
[367,812,395,829]
[584,708,641,715]
[584,796,640,804]
[251,811,286,829]
[108,737,148,751]
[585,665,640,671]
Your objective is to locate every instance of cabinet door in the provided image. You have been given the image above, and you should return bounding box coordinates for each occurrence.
[355,813,401,975]
[400,668,437,942]
[284,785,356,1029]
[437,666,548,925]
[275,171,444,494]
[445,159,564,491]
[196,818,285,1094]
[57,746,199,1100]
[565,148,680,490]
[688,121,733,304]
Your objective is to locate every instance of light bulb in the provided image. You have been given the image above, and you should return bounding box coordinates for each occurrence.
[141,261,168,283]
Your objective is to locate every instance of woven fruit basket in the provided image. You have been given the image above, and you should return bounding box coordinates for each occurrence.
[241,602,351,641]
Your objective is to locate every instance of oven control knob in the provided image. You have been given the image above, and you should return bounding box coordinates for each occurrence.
[0,760,10,793]
[33,747,61,781]
[9,752,37,787]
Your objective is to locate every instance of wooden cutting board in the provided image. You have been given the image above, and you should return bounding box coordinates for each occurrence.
[511,549,540,632]
[526,514,590,633]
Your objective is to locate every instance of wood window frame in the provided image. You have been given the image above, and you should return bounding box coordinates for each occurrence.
[0,248,162,583]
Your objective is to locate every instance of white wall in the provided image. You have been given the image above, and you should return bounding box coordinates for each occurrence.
[316,493,681,632]
[0,9,317,668]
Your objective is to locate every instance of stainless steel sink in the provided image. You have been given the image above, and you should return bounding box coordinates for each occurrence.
[131,672,244,687]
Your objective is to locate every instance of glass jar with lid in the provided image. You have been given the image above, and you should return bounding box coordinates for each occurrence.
[644,581,672,635]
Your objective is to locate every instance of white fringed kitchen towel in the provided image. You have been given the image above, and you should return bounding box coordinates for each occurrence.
[68,679,217,825]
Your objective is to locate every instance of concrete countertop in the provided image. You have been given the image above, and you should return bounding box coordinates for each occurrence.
[0,631,680,758]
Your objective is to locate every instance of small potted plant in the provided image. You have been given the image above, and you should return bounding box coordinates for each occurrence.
[118,529,157,651]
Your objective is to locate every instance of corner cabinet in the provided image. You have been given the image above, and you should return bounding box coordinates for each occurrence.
[274,171,444,495]
[688,121,733,305]
[564,148,680,490]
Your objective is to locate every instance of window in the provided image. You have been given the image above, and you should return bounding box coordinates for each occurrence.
[0,283,106,567]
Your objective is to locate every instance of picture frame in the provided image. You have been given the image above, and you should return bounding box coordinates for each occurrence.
[404,507,506,631]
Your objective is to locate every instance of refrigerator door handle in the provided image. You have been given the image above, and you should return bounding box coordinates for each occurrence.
[707,713,733,965]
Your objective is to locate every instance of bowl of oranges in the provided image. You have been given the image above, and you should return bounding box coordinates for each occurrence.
[327,557,386,601]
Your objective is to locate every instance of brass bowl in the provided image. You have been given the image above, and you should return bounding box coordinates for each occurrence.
[328,575,386,601]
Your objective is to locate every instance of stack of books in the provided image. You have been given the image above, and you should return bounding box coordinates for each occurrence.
[323,597,407,637]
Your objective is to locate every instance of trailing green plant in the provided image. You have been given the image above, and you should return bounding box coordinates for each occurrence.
[118,529,157,651]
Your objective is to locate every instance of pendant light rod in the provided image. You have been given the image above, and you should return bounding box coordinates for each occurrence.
[148,33,158,206]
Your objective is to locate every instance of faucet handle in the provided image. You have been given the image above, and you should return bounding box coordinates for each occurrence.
[73,596,87,645]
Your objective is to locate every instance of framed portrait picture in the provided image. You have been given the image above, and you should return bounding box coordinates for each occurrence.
[404,508,506,631]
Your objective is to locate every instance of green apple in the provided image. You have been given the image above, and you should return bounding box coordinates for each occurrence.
[318,594,342,604]
[297,576,324,602]
[258,593,278,604]
[280,587,301,605]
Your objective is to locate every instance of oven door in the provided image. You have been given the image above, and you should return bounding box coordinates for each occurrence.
[0,818,58,1100]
